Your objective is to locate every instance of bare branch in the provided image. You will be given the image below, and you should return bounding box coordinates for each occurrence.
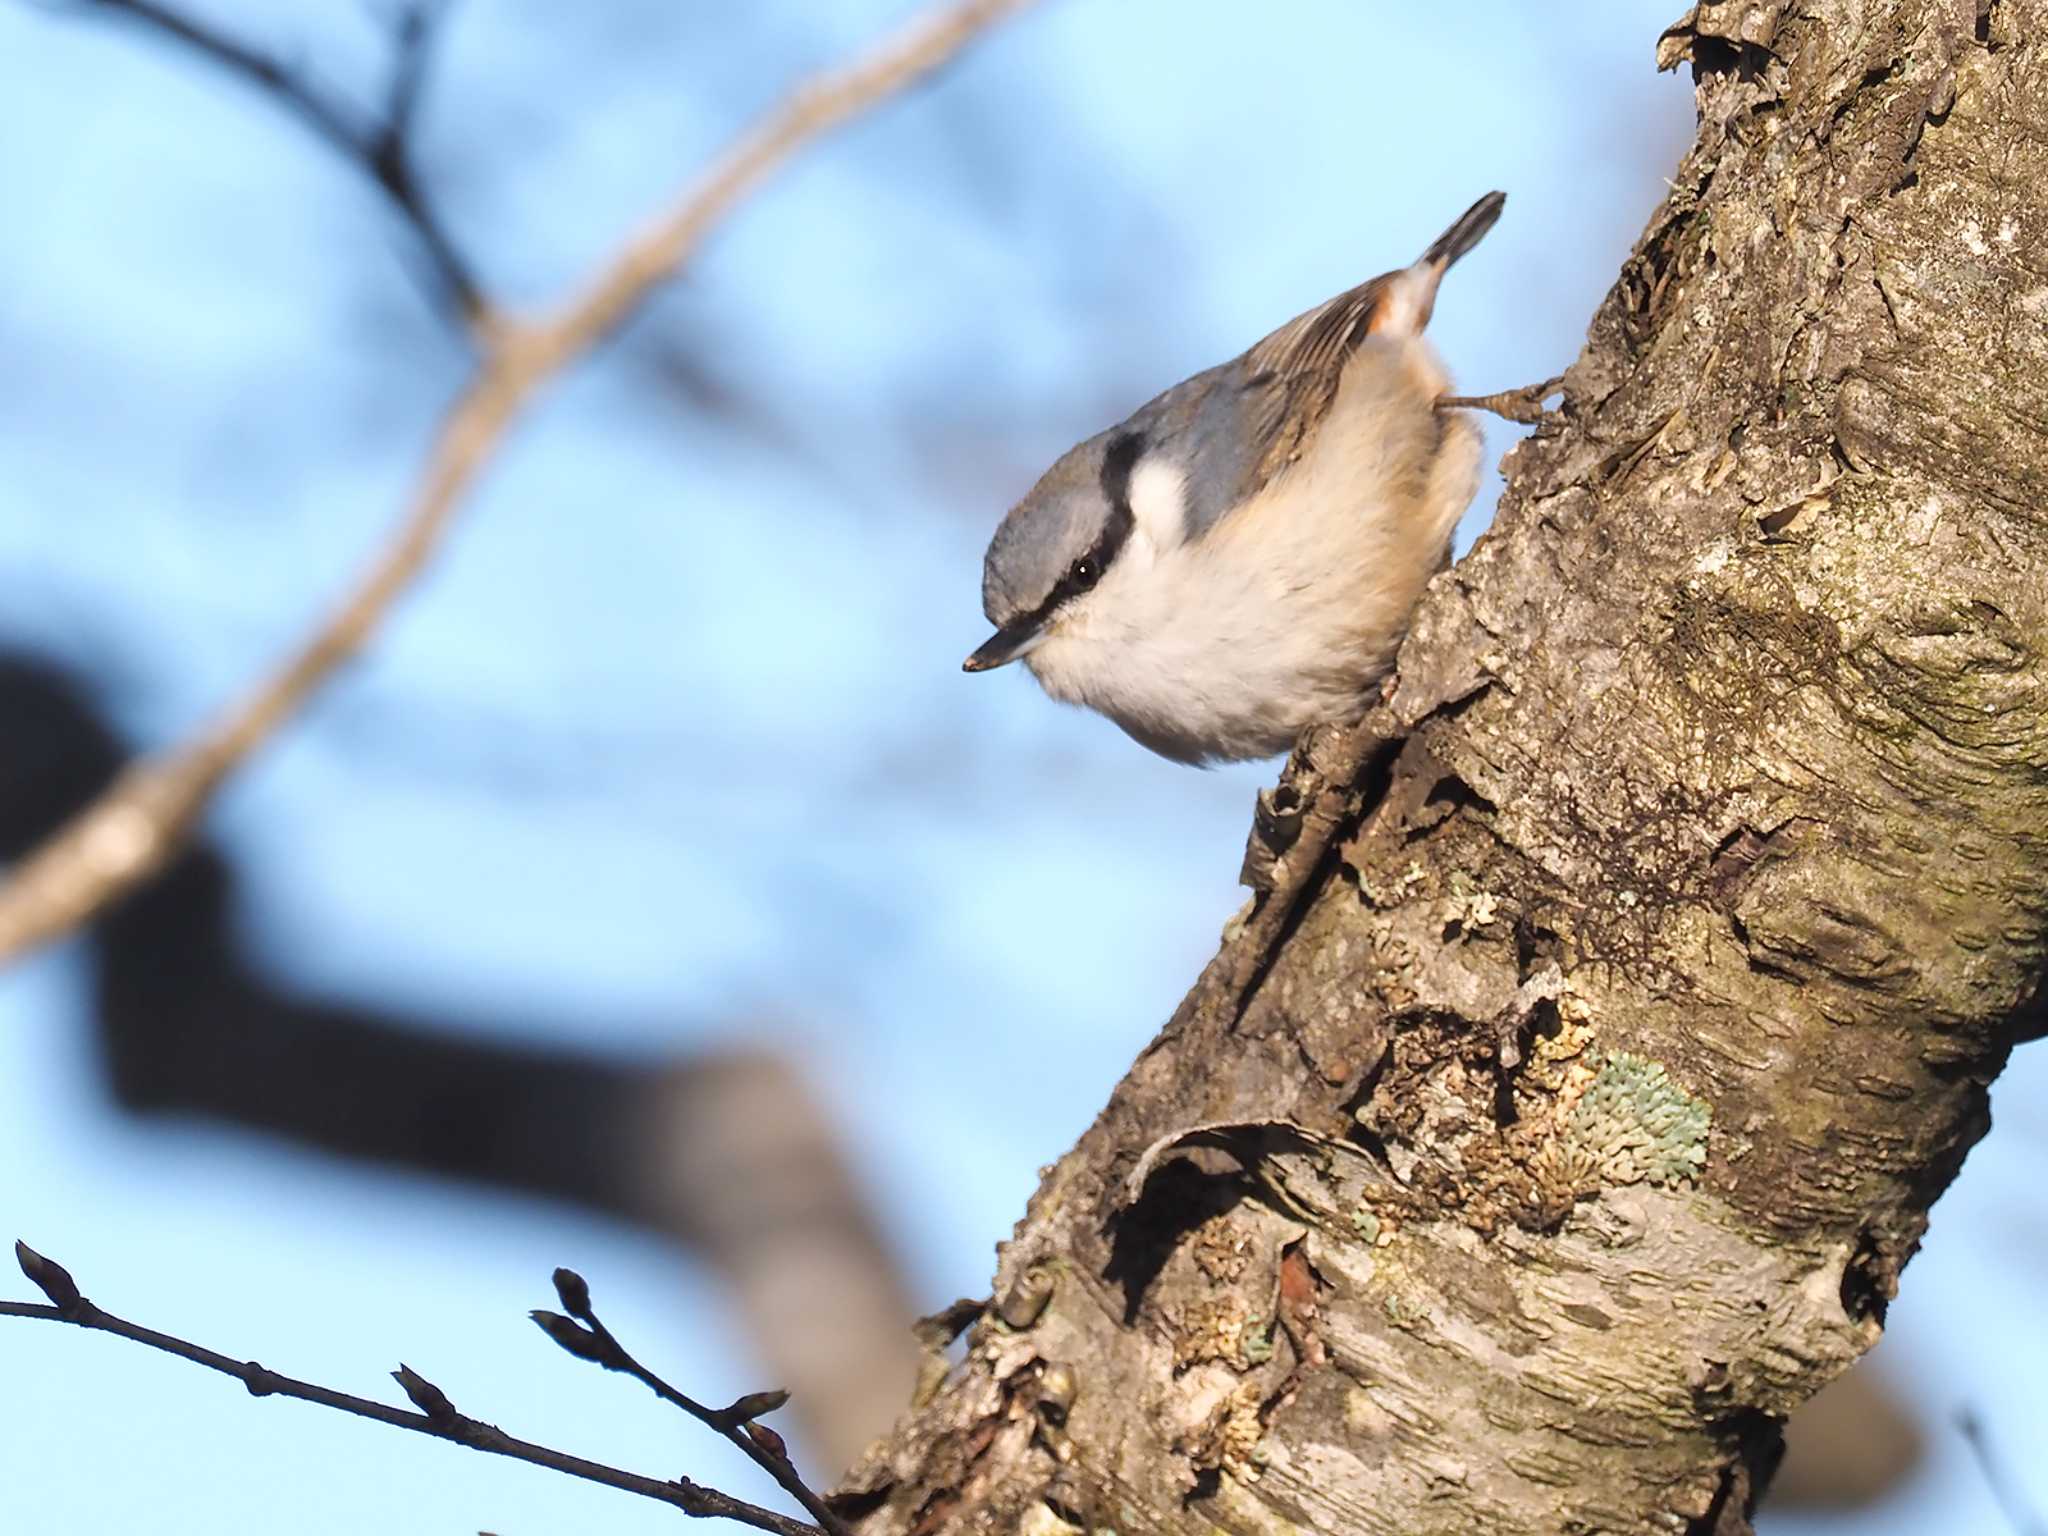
[536,1269,850,1536]
[0,0,1038,969]
[4,1243,822,1536]
[363,0,476,319]
[63,0,485,321]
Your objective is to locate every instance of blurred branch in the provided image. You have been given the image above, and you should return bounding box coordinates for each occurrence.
[0,0,1037,970]
[64,0,484,322]
[4,1243,824,1536]
[0,656,921,1468]
[381,1,447,150]
[1766,1360,1922,1509]
[1959,1408,2048,1536]
[535,1268,851,1536]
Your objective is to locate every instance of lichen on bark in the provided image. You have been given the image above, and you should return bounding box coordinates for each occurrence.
[839,2,2048,1531]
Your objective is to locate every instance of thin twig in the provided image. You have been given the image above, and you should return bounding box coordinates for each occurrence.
[1958,1408,2048,1536]
[536,1269,850,1536]
[3,1244,820,1536]
[382,1,448,148]
[66,0,485,321]
[0,0,1038,970]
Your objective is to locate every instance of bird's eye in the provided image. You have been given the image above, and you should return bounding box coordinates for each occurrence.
[1073,557,1100,588]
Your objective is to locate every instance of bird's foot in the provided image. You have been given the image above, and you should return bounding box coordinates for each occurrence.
[1439,374,1566,425]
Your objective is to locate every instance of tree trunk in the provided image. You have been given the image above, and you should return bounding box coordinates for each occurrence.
[840,1,2048,1530]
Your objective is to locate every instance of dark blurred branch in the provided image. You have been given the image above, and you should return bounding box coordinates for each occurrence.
[536,1269,852,1536]
[0,0,1039,970]
[0,656,921,1469]
[381,1,446,149]
[1764,1360,1923,1510]
[65,0,484,322]
[4,1243,823,1536]
[1959,1409,2048,1536]
[95,959,922,1464]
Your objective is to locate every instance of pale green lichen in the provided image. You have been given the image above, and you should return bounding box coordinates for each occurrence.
[1562,1051,1711,1187]
[1241,1318,1276,1365]
[1444,871,1502,932]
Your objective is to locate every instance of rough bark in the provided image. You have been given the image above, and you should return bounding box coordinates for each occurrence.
[837,2,2048,1532]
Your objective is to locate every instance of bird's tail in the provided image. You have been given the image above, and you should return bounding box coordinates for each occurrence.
[1421,191,1506,270]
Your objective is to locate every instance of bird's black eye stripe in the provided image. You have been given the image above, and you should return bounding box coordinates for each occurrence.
[1098,430,1144,510]
[1053,430,1140,595]
[1052,515,1123,605]
[1012,432,1143,628]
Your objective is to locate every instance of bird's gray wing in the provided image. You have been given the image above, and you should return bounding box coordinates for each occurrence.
[1240,271,1399,476]
[1152,273,1397,540]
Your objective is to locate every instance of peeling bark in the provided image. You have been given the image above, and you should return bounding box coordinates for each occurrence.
[843,2,2048,1531]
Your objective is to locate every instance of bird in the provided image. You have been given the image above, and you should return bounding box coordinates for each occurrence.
[963,191,1505,765]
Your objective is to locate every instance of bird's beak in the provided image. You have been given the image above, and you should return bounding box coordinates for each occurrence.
[962,620,1044,673]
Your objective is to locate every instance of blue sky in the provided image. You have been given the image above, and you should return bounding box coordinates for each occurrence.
[1,2,2043,1532]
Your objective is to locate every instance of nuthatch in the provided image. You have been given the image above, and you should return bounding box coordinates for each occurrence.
[964,192,1505,764]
